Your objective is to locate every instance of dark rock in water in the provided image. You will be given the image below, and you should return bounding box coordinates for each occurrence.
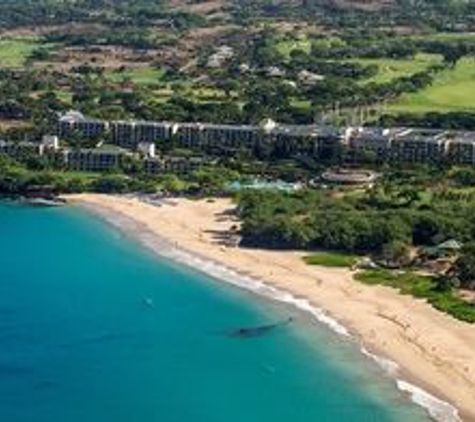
[227,317,293,339]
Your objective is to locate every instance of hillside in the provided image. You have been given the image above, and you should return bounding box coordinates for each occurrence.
[0,0,474,132]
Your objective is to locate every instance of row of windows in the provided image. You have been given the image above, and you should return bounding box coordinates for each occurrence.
[57,121,325,150]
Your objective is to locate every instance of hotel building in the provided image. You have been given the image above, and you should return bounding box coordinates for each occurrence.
[51,111,475,169]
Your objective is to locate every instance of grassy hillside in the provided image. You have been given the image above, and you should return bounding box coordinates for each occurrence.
[389,57,475,113]
[0,37,43,68]
[354,54,443,85]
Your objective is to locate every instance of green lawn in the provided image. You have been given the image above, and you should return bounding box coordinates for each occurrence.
[410,32,475,43]
[275,35,346,59]
[304,252,358,268]
[106,68,164,86]
[54,90,73,104]
[193,87,231,101]
[0,36,44,68]
[152,85,231,104]
[291,99,311,110]
[356,269,475,323]
[355,53,442,85]
[389,57,475,113]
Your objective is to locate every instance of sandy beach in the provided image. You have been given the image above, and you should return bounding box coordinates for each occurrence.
[67,194,475,421]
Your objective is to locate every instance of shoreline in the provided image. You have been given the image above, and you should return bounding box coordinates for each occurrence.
[66,194,475,422]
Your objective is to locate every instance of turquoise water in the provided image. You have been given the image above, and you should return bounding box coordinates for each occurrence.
[0,202,431,421]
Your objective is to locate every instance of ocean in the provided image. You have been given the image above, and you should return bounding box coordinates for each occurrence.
[0,201,434,421]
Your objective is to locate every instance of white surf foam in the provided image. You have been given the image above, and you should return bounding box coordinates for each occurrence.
[397,380,461,422]
[361,346,400,376]
[166,246,351,337]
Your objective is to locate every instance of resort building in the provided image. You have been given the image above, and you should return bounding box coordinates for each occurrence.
[0,134,63,163]
[0,136,208,175]
[134,122,173,144]
[169,122,262,154]
[0,140,43,161]
[345,127,410,163]
[107,121,174,148]
[56,112,339,158]
[271,125,342,159]
[389,129,450,164]
[41,135,60,150]
[63,149,126,172]
[57,111,108,141]
[138,142,156,158]
[52,111,475,169]
[446,133,475,166]
[108,121,137,148]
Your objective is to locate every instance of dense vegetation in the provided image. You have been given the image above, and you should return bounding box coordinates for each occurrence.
[0,0,474,135]
[0,155,158,194]
[235,165,475,320]
[238,167,475,285]
[0,154,243,196]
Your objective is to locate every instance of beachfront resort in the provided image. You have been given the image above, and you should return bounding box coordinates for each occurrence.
[3,111,475,175]
[3,1,475,421]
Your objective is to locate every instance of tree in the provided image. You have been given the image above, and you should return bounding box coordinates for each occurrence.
[92,175,131,193]
[381,241,411,268]
[452,243,475,290]
[412,214,441,246]
[450,168,475,187]
[160,174,187,194]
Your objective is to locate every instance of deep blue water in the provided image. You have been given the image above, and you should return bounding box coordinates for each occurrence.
[0,202,431,421]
